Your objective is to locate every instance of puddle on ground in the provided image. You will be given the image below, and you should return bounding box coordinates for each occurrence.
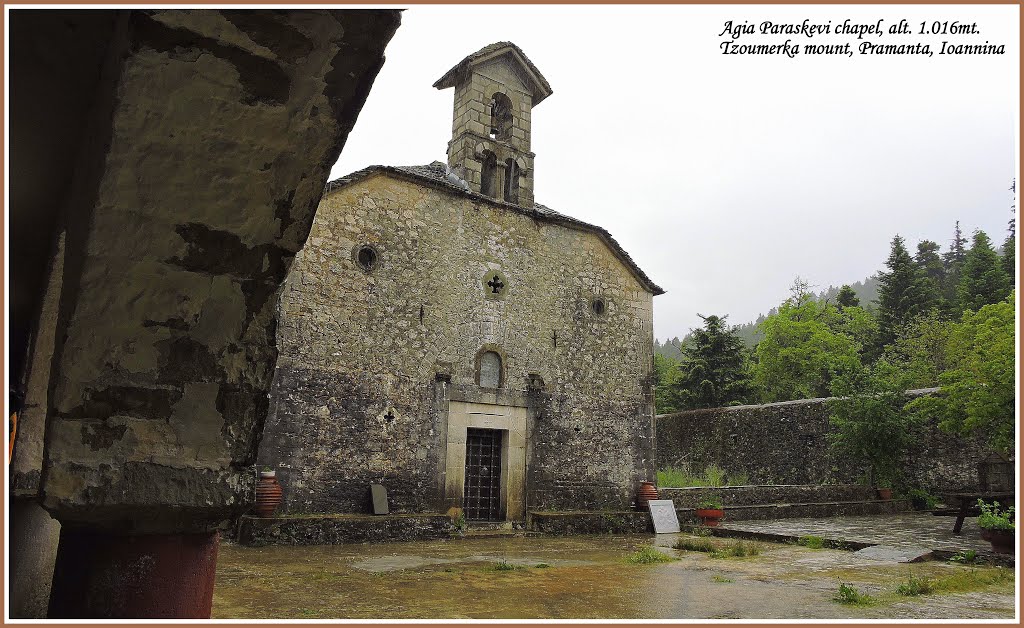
[212,533,1015,619]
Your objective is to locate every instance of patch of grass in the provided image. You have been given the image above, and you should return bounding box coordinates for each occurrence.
[657,465,749,487]
[533,563,550,569]
[625,546,678,564]
[929,567,1014,593]
[492,560,523,571]
[674,537,718,553]
[719,540,760,558]
[895,573,934,596]
[673,537,761,559]
[797,535,825,549]
[711,575,733,583]
[948,550,978,564]
[833,581,875,606]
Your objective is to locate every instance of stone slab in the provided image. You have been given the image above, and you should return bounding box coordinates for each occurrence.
[370,484,389,515]
[853,545,934,563]
[648,500,680,534]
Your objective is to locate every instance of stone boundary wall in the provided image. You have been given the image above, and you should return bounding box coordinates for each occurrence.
[237,514,453,546]
[656,390,1004,494]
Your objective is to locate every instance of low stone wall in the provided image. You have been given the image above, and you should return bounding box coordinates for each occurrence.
[656,390,1003,493]
[237,513,453,546]
[659,485,876,508]
[527,511,650,535]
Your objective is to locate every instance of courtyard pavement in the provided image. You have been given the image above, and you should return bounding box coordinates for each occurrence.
[717,512,999,555]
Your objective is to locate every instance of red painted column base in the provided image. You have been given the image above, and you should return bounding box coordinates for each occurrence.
[48,528,219,618]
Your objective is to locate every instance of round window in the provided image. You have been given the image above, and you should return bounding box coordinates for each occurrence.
[355,245,378,271]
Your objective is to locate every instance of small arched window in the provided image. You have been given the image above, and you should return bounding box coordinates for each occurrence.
[480,151,498,198]
[478,351,502,388]
[489,93,514,141]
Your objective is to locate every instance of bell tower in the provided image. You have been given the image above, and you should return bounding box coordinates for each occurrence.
[434,42,552,207]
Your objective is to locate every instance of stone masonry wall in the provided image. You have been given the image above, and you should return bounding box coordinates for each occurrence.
[656,392,1005,493]
[259,174,656,516]
[36,10,401,534]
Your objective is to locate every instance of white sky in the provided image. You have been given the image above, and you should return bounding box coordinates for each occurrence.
[331,4,1019,341]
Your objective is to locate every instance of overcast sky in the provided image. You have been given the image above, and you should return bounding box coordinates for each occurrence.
[331,4,1019,341]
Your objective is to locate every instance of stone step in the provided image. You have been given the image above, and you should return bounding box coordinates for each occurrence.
[658,484,879,507]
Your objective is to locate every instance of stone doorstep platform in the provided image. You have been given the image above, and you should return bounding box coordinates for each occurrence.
[237,513,454,547]
[706,513,1015,568]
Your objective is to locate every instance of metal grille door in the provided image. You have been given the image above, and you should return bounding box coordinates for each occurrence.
[464,428,502,521]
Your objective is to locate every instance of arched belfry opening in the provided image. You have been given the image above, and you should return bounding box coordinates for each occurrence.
[433,42,553,208]
[489,93,513,140]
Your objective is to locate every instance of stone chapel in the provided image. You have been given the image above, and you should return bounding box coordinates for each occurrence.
[259,42,664,524]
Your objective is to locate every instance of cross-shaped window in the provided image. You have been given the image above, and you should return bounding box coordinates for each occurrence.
[487,275,504,294]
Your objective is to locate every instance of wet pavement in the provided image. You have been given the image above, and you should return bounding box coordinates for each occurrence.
[213,528,1015,619]
[719,512,996,554]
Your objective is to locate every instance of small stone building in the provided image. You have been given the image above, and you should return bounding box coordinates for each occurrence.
[259,42,663,524]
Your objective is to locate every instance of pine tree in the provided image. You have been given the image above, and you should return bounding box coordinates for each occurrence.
[675,314,751,409]
[876,235,929,350]
[942,221,968,312]
[1002,228,1015,286]
[835,284,860,308]
[958,230,1010,312]
[914,240,945,311]
[1003,183,1016,285]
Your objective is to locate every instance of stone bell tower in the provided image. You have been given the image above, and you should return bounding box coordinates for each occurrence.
[434,42,552,208]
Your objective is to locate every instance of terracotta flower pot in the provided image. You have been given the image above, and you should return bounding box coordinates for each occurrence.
[255,470,283,517]
[696,508,724,527]
[876,488,893,501]
[637,481,659,510]
[981,528,1014,554]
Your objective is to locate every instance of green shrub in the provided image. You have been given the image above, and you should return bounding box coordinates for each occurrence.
[797,535,825,549]
[907,489,939,510]
[493,560,522,571]
[833,581,874,605]
[626,546,677,564]
[949,550,978,564]
[696,495,723,510]
[978,500,1015,530]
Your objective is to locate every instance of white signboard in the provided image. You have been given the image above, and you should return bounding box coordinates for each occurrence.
[647,499,680,534]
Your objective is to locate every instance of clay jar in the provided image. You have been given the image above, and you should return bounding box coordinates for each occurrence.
[255,470,283,517]
[637,481,659,510]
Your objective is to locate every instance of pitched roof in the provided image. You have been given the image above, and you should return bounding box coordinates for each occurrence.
[433,41,554,105]
[323,162,664,296]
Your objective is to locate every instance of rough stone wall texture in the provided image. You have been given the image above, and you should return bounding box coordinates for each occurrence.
[38,9,401,533]
[237,514,453,546]
[656,393,1005,493]
[260,173,656,517]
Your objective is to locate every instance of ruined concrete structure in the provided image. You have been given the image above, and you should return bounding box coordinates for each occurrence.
[9,9,400,618]
[259,43,663,524]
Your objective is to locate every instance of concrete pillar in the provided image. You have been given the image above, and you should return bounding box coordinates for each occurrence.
[8,8,401,619]
[8,499,62,618]
[48,530,219,619]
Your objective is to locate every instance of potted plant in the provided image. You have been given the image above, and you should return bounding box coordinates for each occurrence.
[695,495,724,527]
[977,499,1014,554]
